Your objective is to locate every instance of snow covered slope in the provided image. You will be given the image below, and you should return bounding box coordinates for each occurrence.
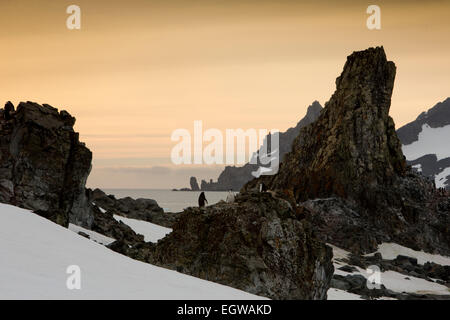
[0,203,263,300]
[397,98,450,189]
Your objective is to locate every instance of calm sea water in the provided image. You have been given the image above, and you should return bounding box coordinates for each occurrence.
[103,189,229,213]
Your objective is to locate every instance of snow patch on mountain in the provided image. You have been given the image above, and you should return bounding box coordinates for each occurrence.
[0,203,263,299]
[402,124,450,161]
[435,167,450,189]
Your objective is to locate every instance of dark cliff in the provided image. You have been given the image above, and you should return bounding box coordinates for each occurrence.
[0,102,93,227]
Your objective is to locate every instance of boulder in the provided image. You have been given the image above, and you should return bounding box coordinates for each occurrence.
[0,101,93,227]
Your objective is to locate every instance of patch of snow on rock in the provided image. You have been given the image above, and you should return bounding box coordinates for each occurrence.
[113,215,172,243]
[367,243,450,266]
[435,167,450,188]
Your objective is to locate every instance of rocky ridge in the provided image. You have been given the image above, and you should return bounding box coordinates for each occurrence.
[90,188,177,228]
[109,191,334,300]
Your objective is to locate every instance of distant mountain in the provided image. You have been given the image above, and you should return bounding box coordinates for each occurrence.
[397,98,450,189]
[193,101,323,191]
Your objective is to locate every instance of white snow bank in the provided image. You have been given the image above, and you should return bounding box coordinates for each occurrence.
[113,215,172,243]
[367,243,450,266]
[402,124,450,161]
[375,270,449,295]
[68,224,115,246]
[0,203,263,300]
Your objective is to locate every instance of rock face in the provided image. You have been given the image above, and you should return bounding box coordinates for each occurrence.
[245,47,450,255]
[115,192,333,299]
[196,101,323,191]
[397,98,450,190]
[0,102,93,227]
[90,188,176,228]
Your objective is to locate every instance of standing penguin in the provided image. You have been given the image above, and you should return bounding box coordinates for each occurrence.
[226,189,235,203]
[198,192,208,208]
[259,182,268,193]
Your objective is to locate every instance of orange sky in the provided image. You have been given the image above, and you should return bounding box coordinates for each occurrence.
[1,0,449,188]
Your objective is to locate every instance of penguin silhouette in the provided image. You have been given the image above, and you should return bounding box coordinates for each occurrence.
[198,192,208,208]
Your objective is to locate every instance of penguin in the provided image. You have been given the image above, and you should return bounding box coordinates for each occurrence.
[260,182,268,193]
[226,189,235,203]
[198,192,208,208]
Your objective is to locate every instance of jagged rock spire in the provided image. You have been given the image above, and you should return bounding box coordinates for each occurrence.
[248,47,407,203]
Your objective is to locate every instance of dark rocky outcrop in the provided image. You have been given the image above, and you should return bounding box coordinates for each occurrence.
[193,101,323,191]
[0,101,93,227]
[244,47,450,256]
[89,188,176,228]
[110,192,334,300]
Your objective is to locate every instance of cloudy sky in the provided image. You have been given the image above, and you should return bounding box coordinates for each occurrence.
[1,0,449,188]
